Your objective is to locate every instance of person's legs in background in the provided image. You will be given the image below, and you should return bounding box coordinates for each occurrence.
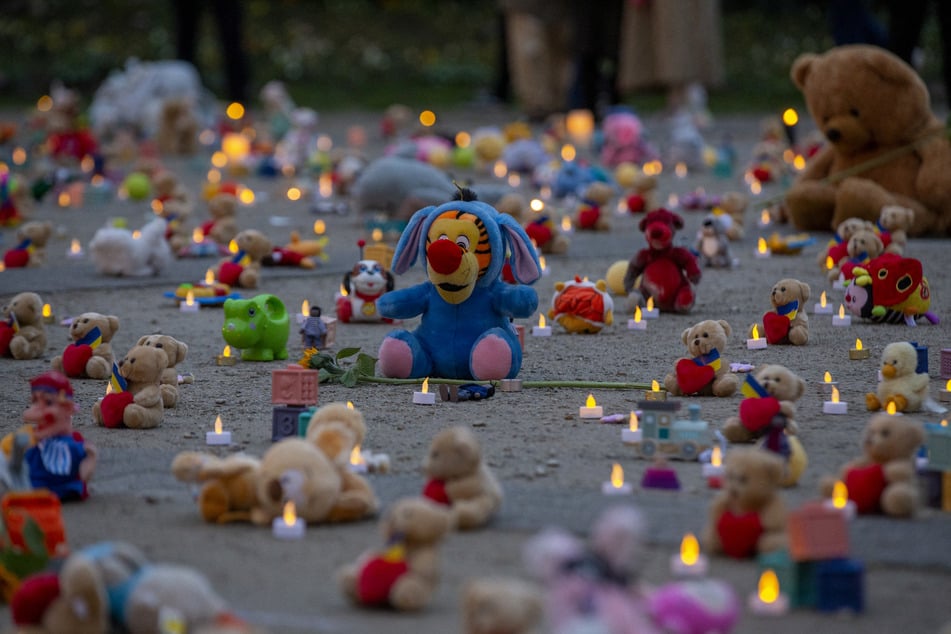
[210,0,249,104]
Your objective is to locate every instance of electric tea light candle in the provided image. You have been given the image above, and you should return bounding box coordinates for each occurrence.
[755,237,771,259]
[747,325,767,350]
[814,290,833,314]
[832,304,851,327]
[272,501,305,540]
[702,445,724,488]
[413,378,436,405]
[206,415,232,445]
[216,345,237,366]
[670,533,708,577]
[66,238,84,259]
[580,394,603,419]
[820,371,837,396]
[532,314,552,337]
[748,569,789,616]
[349,445,368,473]
[179,290,200,313]
[627,306,647,331]
[41,304,54,324]
[823,386,848,414]
[641,296,659,319]
[849,338,870,360]
[823,480,857,520]
[622,411,643,443]
[940,379,951,403]
[602,463,632,495]
[644,380,666,401]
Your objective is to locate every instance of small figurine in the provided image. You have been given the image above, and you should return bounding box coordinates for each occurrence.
[301,305,328,349]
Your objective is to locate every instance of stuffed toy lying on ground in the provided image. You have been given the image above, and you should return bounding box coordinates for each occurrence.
[702,448,788,559]
[1,292,47,360]
[336,254,395,323]
[618,168,658,215]
[623,208,701,313]
[11,541,254,634]
[866,341,930,412]
[820,412,924,517]
[338,496,453,611]
[92,344,166,429]
[722,365,805,443]
[151,169,194,253]
[461,578,543,634]
[548,276,614,334]
[51,312,120,380]
[136,334,189,408]
[201,192,239,247]
[843,253,937,324]
[664,320,739,397]
[421,426,502,530]
[89,216,172,277]
[377,188,541,380]
[752,278,810,346]
[2,220,53,268]
[575,181,614,231]
[157,96,199,156]
[600,110,658,168]
[818,217,874,272]
[496,192,569,255]
[216,229,270,288]
[171,451,261,523]
[784,44,951,235]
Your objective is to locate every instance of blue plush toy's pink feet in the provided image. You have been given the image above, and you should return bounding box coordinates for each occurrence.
[470,333,513,380]
[378,337,414,378]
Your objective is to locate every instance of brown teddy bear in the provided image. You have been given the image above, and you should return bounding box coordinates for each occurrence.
[92,344,166,429]
[701,447,788,558]
[2,221,53,268]
[618,168,658,214]
[152,170,194,253]
[216,229,271,289]
[421,426,503,530]
[752,278,810,346]
[820,413,924,517]
[51,312,120,379]
[202,192,239,246]
[136,334,189,408]
[171,452,261,523]
[461,578,544,634]
[575,181,614,231]
[0,292,46,360]
[664,320,739,397]
[785,45,951,235]
[866,341,930,412]
[829,226,884,281]
[338,496,454,611]
[497,192,569,255]
[817,217,875,271]
[693,213,734,268]
[722,364,805,443]
[157,97,199,156]
[879,204,915,254]
[717,192,748,241]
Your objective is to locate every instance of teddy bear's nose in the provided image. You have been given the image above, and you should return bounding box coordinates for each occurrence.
[826,128,842,143]
[427,239,463,275]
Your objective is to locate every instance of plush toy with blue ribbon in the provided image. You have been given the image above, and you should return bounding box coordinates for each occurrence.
[377,188,541,380]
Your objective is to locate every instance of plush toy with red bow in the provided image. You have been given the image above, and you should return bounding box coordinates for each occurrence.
[623,208,701,313]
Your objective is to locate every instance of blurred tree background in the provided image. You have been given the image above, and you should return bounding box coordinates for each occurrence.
[0,0,944,112]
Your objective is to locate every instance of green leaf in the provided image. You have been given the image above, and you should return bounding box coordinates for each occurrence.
[335,347,361,361]
[21,518,46,557]
[317,368,334,383]
[340,368,359,387]
[355,353,378,377]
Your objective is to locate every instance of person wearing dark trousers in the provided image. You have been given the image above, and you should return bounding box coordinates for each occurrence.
[567,0,624,117]
[888,0,951,101]
[173,0,250,104]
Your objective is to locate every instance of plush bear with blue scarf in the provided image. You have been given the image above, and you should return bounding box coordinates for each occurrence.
[377,188,541,380]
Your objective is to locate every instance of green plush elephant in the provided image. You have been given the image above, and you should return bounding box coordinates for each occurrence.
[222,294,289,361]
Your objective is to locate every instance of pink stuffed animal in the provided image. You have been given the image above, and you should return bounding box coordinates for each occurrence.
[600,111,657,168]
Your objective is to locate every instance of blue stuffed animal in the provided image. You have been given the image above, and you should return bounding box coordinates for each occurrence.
[377,189,541,380]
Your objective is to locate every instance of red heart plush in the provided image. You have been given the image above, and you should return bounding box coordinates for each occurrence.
[578,207,600,229]
[422,478,451,506]
[525,221,553,248]
[0,323,13,356]
[762,312,791,344]
[218,262,244,286]
[844,463,887,514]
[675,359,715,395]
[626,194,646,214]
[738,396,781,434]
[3,249,29,268]
[61,344,93,377]
[100,392,135,429]
[356,556,409,605]
[716,510,764,558]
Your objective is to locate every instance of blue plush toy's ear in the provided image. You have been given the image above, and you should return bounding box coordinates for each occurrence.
[497,213,541,284]
[391,206,435,274]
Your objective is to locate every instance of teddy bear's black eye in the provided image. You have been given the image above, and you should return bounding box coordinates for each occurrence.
[881,428,890,437]
[155,343,163,348]
[849,108,859,117]
[83,318,89,323]
[129,358,135,364]
[702,333,708,338]
[780,287,786,292]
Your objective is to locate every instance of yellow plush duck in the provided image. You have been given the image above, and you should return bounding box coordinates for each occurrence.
[866,342,930,412]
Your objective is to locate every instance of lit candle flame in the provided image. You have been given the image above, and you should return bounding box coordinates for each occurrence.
[838,304,845,319]
[831,386,840,404]
[886,401,897,415]
[239,188,255,205]
[347,401,354,409]
[421,378,430,394]
[824,371,832,383]
[493,161,507,178]
[287,187,301,201]
[750,180,762,195]
[782,108,799,126]
[651,380,660,392]
[634,306,642,323]
[586,394,596,408]
[793,155,806,170]
[226,102,245,120]
[214,415,223,434]
[151,199,164,214]
[538,314,547,328]
[132,230,142,240]
[711,445,722,467]
[758,569,780,604]
[419,110,436,126]
[42,303,52,318]
[680,533,700,566]
[301,300,310,317]
[223,345,232,358]
[855,338,863,351]
[942,419,948,427]
[70,239,81,255]
[820,291,828,307]
[826,255,834,271]
[205,269,215,285]
[646,296,654,312]
[185,290,196,306]
[211,151,227,168]
[319,173,333,198]
[561,217,572,232]
[193,228,204,243]
[455,131,470,147]
[350,444,365,466]
[313,219,326,234]
[675,162,687,178]
[610,463,624,488]
[832,480,848,509]
[371,228,383,242]
[757,237,768,254]
[760,209,770,225]
[752,324,760,340]
[207,169,221,184]
[629,411,638,432]
[58,192,70,207]
[228,239,239,254]
[340,284,349,297]
[283,500,297,525]
[507,173,521,188]
[539,256,547,271]
[530,198,544,212]
[946,380,951,391]
[561,145,576,162]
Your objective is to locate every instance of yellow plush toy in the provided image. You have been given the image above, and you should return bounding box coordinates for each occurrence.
[171,452,261,523]
[866,341,930,412]
[549,277,614,334]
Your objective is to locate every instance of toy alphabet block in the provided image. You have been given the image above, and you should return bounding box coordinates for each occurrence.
[815,559,864,613]
[788,503,850,562]
[272,405,308,442]
[271,365,319,406]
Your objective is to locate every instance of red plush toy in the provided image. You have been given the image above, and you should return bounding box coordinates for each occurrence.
[622,208,701,313]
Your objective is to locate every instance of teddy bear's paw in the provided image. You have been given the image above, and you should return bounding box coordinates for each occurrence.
[378,337,417,379]
[471,334,514,381]
[390,576,429,611]
[882,484,918,518]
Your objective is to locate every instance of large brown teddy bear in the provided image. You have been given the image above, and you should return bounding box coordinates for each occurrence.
[0,292,47,360]
[421,426,503,530]
[171,452,261,523]
[752,278,810,346]
[338,496,453,611]
[92,345,166,429]
[665,320,739,397]
[51,312,120,379]
[820,413,924,517]
[216,229,271,289]
[785,45,951,236]
[722,364,805,443]
[136,334,188,408]
[2,221,53,268]
[702,447,788,558]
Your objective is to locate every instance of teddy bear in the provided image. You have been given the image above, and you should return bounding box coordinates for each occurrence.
[623,208,701,313]
[10,541,253,634]
[497,192,570,255]
[92,344,166,429]
[216,229,271,289]
[136,334,188,408]
[202,192,239,247]
[817,217,875,272]
[753,278,810,346]
[461,578,544,634]
[421,426,503,530]
[878,204,915,254]
[337,496,454,611]
[575,181,614,231]
[51,312,120,380]
[722,365,805,443]
[785,45,951,236]
[152,170,194,253]
[702,448,788,558]
[820,413,924,517]
[866,341,930,412]
[664,320,739,397]
[617,169,658,215]
[2,221,53,268]
[156,97,199,156]
[830,226,885,282]
[716,192,748,241]
[44,82,98,163]
[171,452,261,523]
[548,276,614,334]
[0,292,47,360]
[694,213,734,268]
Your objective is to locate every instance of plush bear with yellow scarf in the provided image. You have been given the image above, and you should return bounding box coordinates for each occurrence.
[377,188,541,380]
[665,320,739,397]
[216,229,270,288]
[2,221,53,268]
[51,312,120,380]
[722,365,805,443]
[751,278,810,346]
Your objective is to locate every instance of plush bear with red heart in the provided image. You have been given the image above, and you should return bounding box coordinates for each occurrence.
[51,312,120,380]
[91,344,167,429]
[664,319,739,397]
[702,448,788,558]
[750,278,811,346]
[722,365,805,443]
[216,229,272,288]
[1,292,47,360]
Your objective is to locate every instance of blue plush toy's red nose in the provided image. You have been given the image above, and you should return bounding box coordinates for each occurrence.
[427,239,463,274]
